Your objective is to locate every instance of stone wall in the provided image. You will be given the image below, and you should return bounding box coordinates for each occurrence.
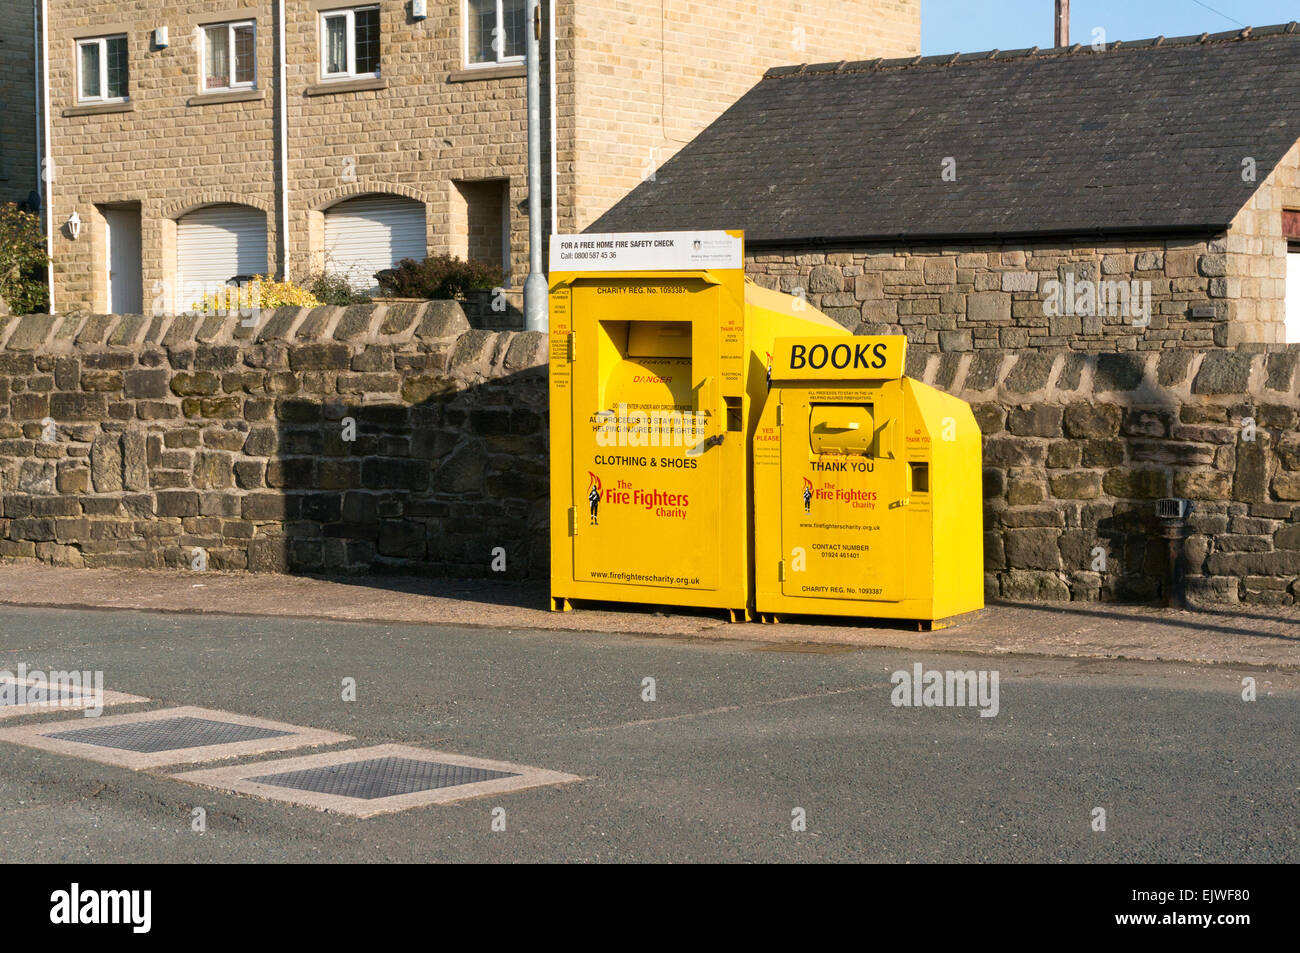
[1,303,1297,607]
[908,345,1300,606]
[0,302,548,578]
[746,236,1249,352]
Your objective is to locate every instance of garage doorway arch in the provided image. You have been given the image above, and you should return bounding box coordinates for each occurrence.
[322,194,427,292]
[176,203,269,310]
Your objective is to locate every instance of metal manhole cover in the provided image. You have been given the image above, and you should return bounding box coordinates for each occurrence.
[47,716,293,753]
[248,756,520,800]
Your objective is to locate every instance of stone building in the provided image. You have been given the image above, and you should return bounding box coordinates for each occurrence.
[21,0,918,315]
[593,24,1300,349]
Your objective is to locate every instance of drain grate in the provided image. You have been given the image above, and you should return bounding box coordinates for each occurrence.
[47,716,293,753]
[0,679,148,720]
[172,744,580,816]
[248,756,519,800]
[0,706,352,768]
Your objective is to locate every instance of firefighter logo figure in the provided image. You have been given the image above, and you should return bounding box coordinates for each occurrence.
[802,477,813,514]
[587,471,602,525]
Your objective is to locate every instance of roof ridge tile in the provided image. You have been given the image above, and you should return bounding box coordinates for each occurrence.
[758,21,1300,80]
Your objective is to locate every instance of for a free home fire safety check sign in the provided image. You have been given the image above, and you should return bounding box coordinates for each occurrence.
[549,231,743,271]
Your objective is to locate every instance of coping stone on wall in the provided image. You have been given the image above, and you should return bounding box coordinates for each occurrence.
[108,315,148,348]
[1266,351,1299,392]
[1192,351,1256,395]
[332,304,385,342]
[946,349,1300,409]
[254,307,309,342]
[53,315,84,343]
[1004,352,1057,394]
[416,301,472,342]
[504,331,548,372]
[0,303,537,381]
[379,301,427,337]
[5,314,57,351]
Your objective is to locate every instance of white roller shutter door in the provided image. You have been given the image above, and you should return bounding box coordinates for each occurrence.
[176,204,269,307]
[324,195,427,292]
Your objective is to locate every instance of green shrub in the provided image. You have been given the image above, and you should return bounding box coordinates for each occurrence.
[304,271,372,306]
[0,203,49,314]
[374,255,503,300]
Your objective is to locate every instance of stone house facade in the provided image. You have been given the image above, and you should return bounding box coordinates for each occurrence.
[593,25,1300,350]
[27,0,918,315]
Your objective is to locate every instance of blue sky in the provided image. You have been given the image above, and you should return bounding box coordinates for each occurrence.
[921,0,1300,55]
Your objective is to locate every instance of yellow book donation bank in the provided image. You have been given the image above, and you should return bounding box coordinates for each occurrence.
[548,231,983,628]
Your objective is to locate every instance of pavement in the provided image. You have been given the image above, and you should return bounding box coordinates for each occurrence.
[0,603,1297,862]
[0,564,1297,669]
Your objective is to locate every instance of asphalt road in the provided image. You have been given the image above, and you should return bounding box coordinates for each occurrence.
[0,605,1296,863]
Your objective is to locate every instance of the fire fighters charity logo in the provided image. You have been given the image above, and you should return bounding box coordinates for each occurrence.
[587,471,602,525]
[802,477,813,514]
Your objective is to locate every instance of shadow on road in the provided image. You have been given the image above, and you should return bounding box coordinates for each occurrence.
[991,598,1300,643]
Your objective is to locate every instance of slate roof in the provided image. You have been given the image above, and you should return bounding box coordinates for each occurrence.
[589,24,1300,245]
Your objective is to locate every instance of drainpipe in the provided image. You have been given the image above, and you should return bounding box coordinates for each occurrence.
[33,0,40,200]
[277,0,290,279]
[1156,497,1189,608]
[40,0,53,312]
[548,0,557,240]
[522,0,548,332]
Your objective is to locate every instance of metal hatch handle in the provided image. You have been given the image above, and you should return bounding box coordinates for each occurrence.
[689,376,724,455]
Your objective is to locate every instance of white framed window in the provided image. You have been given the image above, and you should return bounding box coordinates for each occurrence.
[77,34,129,103]
[464,0,526,67]
[320,6,380,80]
[202,21,257,91]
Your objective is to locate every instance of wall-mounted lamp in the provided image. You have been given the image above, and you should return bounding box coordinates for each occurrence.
[65,210,82,241]
[154,26,169,48]
[411,0,427,19]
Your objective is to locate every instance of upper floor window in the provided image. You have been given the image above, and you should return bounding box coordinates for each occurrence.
[320,6,380,80]
[77,35,129,103]
[202,21,256,91]
[465,0,526,67]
